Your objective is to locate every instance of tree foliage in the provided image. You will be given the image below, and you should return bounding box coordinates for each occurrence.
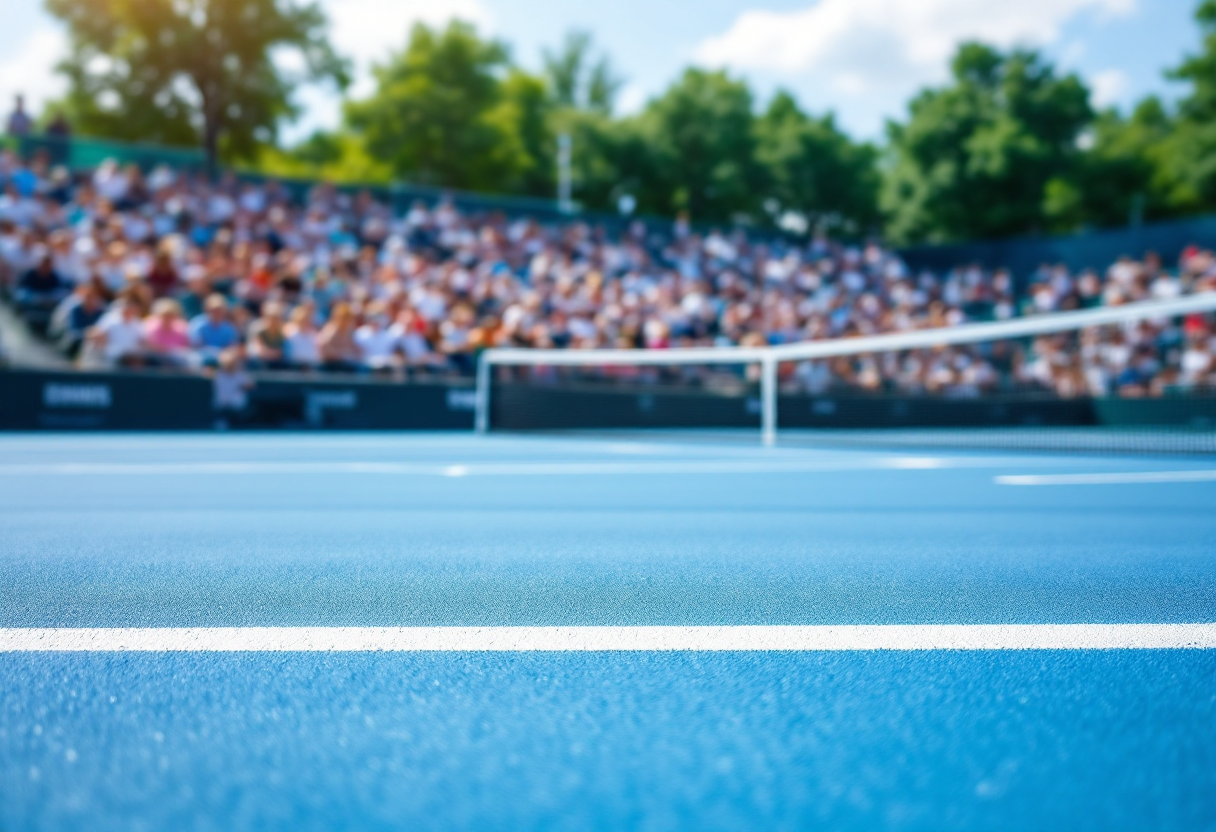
[542,31,622,115]
[882,43,1093,243]
[344,21,555,194]
[493,69,556,197]
[1045,98,1175,230]
[45,0,349,172]
[346,22,510,190]
[41,2,1216,242]
[755,91,880,234]
[639,68,766,222]
[1160,0,1216,211]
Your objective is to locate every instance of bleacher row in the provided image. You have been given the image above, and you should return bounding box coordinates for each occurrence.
[2,144,1215,401]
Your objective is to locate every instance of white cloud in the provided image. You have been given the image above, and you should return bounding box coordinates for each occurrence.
[1090,68,1128,107]
[0,26,67,117]
[616,83,649,115]
[695,0,1135,93]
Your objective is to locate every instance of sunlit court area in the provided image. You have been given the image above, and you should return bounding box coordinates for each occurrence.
[2,0,1216,830]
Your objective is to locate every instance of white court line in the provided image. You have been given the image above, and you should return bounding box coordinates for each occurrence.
[0,457,1086,478]
[997,470,1216,486]
[1,625,1213,652]
[0,459,939,477]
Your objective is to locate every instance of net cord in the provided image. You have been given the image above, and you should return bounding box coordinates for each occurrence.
[474,291,1216,443]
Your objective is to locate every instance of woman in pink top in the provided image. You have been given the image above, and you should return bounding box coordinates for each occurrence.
[143,298,192,365]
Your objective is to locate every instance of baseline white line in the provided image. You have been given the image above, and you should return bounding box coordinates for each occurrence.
[0,457,1086,478]
[0,460,920,477]
[2,625,1213,652]
[997,470,1216,486]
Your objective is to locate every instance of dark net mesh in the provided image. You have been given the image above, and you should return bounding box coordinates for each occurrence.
[486,314,1216,455]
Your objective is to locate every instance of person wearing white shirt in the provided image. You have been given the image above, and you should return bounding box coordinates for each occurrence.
[284,305,321,368]
[93,160,130,205]
[353,305,399,370]
[89,301,146,366]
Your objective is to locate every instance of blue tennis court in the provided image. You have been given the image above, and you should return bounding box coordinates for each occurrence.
[2,432,1214,831]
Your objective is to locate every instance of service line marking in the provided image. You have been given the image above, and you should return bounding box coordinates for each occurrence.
[997,470,1216,486]
[2,625,1214,652]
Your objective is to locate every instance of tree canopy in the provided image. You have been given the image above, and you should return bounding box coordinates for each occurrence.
[35,3,1216,243]
[755,91,880,235]
[344,22,525,191]
[1160,0,1216,211]
[542,31,622,116]
[46,0,349,173]
[881,43,1093,243]
[639,68,766,222]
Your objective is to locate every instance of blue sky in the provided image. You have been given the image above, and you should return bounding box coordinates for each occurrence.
[0,0,1203,143]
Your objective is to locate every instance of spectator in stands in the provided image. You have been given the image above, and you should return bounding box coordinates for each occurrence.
[316,301,362,369]
[438,304,478,374]
[189,294,241,364]
[15,252,69,330]
[390,306,442,370]
[178,266,211,321]
[143,298,191,365]
[247,301,290,370]
[0,181,40,228]
[354,302,399,371]
[5,95,32,138]
[43,111,72,167]
[1180,317,1215,388]
[51,282,107,357]
[212,347,254,427]
[145,245,179,298]
[85,298,146,368]
[317,302,362,372]
[284,304,320,368]
[1,150,1209,400]
[45,112,71,141]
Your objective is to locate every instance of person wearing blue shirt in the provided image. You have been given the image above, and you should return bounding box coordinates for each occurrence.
[189,294,241,363]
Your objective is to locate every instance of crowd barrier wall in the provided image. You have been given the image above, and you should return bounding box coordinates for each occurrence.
[0,369,214,430]
[245,375,476,430]
[0,370,476,431]
[2,371,1212,433]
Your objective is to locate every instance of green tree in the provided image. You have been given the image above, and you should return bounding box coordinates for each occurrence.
[491,69,556,196]
[1161,0,1216,211]
[1044,98,1176,230]
[259,129,393,184]
[546,108,658,214]
[45,0,348,174]
[882,43,1093,243]
[641,68,765,222]
[542,31,622,115]
[755,91,879,235]
[345,21,528,192]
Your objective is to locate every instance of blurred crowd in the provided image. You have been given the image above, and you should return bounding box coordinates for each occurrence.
[2,148,1215,399]
[799,251,1216,399]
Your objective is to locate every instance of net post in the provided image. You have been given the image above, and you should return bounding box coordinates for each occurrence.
[474,353,491,434]
[761,355,777,446]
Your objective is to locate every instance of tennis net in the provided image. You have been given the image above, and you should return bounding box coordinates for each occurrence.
[475,292,1216,454]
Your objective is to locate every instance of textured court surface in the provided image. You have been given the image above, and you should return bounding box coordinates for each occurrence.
[1,432,1214,831]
